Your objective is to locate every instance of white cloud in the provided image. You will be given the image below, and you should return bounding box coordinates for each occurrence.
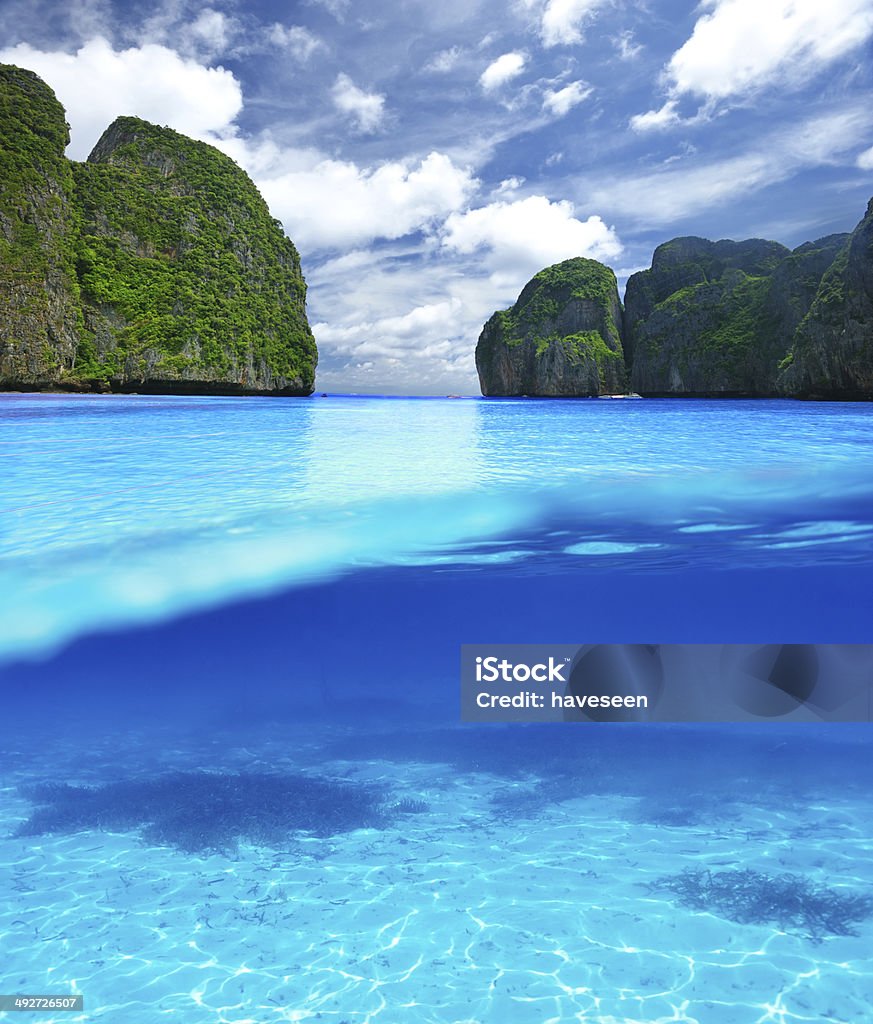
[614,30,642,61]
[541,0,607,47]
[310,194,624,394]
[308,0,350,20]
[311,280,481,395]
[543,80,592,117]
[184,8,233,60]
[590,153,773,223]
[630,99,681,133]
[857,145,873,170]
[442,195,622,287]
[635,0,873,128]
[0,37,243,159]
[136,4,239,61]
[591,105,873,223]
[314,299,464,356]
[66,0,114,40]
[269,24,324,62]
[425,46,462,73]
[331,72,386,132]
[254,150,478,252]
[494,176,526,194]
[670,0,873,100]
[480,51,527,92]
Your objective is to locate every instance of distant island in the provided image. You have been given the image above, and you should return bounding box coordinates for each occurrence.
[477,199,873,400]
[4,63,872,402]
[0,64,316,396]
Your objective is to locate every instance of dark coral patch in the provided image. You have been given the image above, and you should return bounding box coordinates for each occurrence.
[15,771,392,853]
[650,867,873,941]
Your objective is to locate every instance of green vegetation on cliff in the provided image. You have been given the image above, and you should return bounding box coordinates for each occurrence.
[477,217,870,399]
[779,202,873,397]
[0,66,316,394]
[476,257,626,397]
[624,234,848,396]
[0,66,81,383]
[635,271,780,391]
[520,258,623,340]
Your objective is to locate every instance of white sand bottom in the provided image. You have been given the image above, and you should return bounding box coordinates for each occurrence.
[1,737,871,1024]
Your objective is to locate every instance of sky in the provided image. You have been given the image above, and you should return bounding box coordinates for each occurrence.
[1,0,872,394]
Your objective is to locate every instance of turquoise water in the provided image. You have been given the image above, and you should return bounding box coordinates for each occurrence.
[1,393,873,1022]
[3,393,873,660]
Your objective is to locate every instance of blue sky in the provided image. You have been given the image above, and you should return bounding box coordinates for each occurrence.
[2,0,872,394]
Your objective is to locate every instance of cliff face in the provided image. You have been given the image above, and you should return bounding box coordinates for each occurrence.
[0,65,317,395]
[624,236,847,395]
[477,217,868,399]
[623,237,789,364]
[476,257,626,396]
[778,201,873,398]
[0,67,80,385]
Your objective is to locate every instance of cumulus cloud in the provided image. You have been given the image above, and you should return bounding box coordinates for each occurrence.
[541,0,608,47]
[634,0,873,129]
[543,80,592,117]
[314,299,463,356]
[480,52,527,92]
[331,72,386,132]
[442,195,622,287]
[311,287,480,395]
[0,37,243,158]
[268,24,324,62]
[255,150,477,252]
[672,0,873,100]
[311,194,624,393]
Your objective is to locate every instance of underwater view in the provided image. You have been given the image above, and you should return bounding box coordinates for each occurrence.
[1,393,872,1023]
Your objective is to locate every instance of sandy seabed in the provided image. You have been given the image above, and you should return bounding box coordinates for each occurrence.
[1,727,871,1024]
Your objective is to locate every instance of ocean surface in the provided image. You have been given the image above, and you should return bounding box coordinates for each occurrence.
[1,393,872,1022]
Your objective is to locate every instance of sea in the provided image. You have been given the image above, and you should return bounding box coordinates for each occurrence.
[1,392,872,1023]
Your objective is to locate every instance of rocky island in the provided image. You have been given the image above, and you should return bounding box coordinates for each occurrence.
[476,257,626,397]
[0,64,316,395]
[477,199,873,400]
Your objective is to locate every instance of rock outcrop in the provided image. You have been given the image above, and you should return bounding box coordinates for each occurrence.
[0,67,81,385]
[624,236,847,396]
[476,205,873,399]
[0,64,317,395]
[475,257,626,396]
[778,200,873,398]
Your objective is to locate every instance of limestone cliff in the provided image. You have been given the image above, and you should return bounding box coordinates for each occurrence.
[0,66,80,385]
[623,234,848,396]
[475,257,626,396]
[778,201,873,398]
[0,65,317,395]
